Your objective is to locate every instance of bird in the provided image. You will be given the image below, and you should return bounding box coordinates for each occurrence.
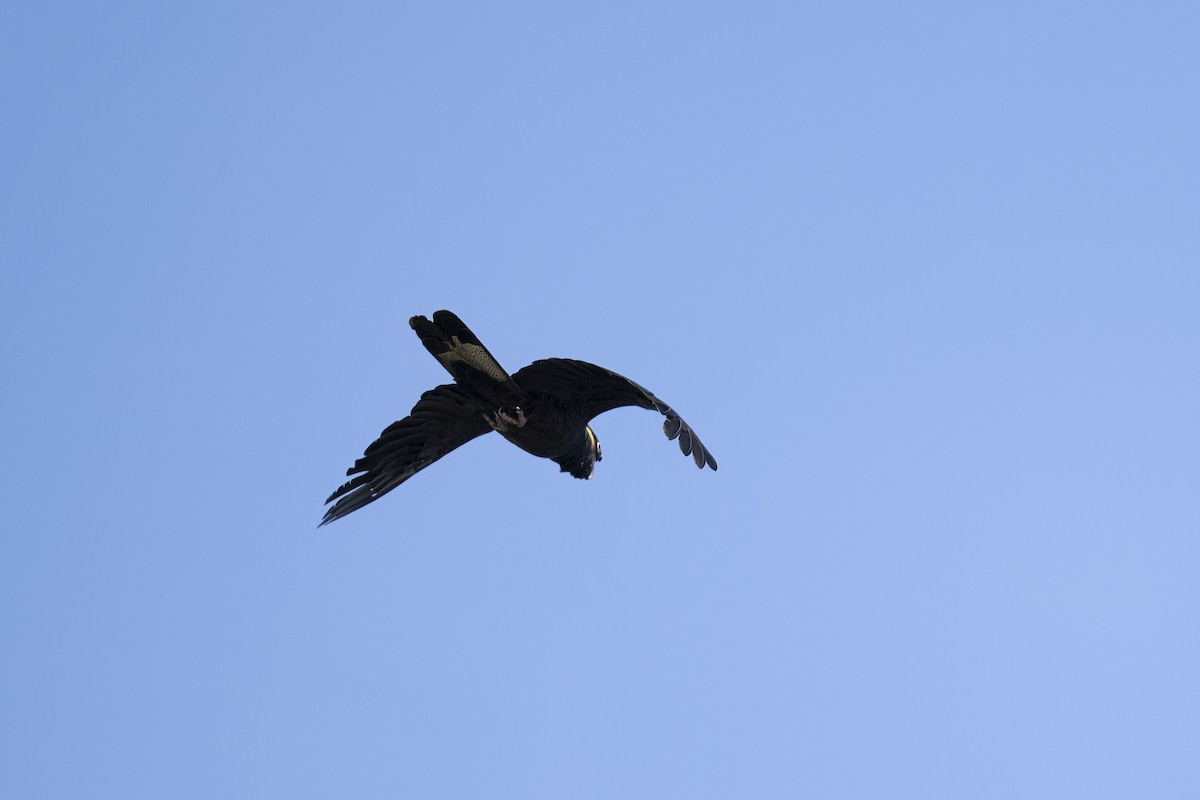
[320,310,717,526]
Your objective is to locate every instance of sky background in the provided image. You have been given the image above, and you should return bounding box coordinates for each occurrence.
[3,2,1198,797]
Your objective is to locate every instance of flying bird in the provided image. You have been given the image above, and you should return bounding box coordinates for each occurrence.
[320,310,717,525]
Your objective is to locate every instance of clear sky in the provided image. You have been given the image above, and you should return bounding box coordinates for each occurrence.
[3,2,1198,798]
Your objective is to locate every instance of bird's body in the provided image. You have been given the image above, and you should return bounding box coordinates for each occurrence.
[321,310,716,525]
[493,393,592,462]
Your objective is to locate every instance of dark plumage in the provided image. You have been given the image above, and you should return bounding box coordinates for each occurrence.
[320,310,717,525]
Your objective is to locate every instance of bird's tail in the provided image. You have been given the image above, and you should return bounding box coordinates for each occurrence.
[409,310,526,413]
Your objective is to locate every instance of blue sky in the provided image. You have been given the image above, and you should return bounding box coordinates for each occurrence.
[3,2,1198,797]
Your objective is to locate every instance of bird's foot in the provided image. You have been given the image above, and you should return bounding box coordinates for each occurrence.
[484,406,526,431]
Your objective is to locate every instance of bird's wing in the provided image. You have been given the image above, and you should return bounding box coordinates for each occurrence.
[511,358,718,470]
[320,384,492,525]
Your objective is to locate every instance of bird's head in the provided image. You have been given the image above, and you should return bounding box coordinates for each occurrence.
[559,425,602,479]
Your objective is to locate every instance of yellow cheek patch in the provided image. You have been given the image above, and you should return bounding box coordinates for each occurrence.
[585,426,596,450]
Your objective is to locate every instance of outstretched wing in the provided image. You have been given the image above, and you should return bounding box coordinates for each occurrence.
[320,384,492,526]
[511,358,718,471]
